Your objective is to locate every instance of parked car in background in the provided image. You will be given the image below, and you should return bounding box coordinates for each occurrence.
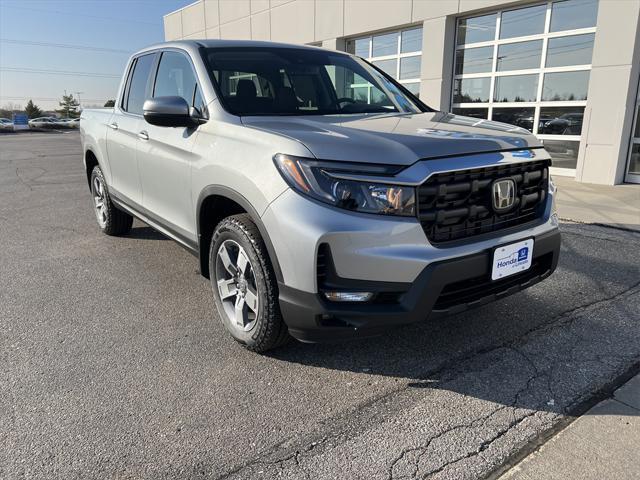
[52,117,72,128]
[513,114,553,133]
[29,117,56,129]
[541,113,584,135]
[57,117,81,128]
[81,40,560,353]
[0,118,13,131]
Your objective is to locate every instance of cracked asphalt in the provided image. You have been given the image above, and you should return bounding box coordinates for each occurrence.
[1,132,639,480]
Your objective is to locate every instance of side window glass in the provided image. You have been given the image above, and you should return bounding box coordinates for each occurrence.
[126,54,155,115]
[154,51,198,106]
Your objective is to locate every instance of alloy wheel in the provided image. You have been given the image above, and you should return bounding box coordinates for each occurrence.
[92,175,107,228]
[215,239,259,332]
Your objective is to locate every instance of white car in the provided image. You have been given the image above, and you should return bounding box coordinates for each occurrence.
[29,117,56,129]
[0,118,13,131]
[52,118,74,128]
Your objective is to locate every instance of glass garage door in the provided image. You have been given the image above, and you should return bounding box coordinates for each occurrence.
[626,83,640,183]
[451,0,599,176]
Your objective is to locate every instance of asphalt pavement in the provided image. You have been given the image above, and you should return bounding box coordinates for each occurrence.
[1,131,639,480]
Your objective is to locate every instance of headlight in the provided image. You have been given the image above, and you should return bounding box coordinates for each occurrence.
[273,154,415,216]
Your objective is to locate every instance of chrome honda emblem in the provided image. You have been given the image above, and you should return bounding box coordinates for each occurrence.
[492,178,516,212]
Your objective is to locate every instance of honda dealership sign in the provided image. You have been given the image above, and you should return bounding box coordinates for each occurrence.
[12,113,29,131]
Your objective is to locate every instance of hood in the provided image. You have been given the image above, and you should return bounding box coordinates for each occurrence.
[242,111,542,166]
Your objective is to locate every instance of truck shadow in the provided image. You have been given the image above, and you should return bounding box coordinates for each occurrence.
[269,232,640,416]
[127,225,169,241]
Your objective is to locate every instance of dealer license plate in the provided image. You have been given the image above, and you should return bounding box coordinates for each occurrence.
[491,239,534,281]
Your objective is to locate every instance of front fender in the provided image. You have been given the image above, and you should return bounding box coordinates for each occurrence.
[196,185,284,282]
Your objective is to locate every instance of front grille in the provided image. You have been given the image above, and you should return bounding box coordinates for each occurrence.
[417,160,549,244]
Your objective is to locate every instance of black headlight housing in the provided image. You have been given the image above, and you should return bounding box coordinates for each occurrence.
[273,154,415,217]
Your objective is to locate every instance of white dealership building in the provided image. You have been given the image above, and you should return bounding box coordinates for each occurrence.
[164,0,640,184]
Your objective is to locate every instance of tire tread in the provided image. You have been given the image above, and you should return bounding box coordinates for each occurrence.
[210,214,290,352]
[91,166,133,236]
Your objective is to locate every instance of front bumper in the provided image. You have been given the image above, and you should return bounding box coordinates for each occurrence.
[279,228,560,342]
[260,175,560,342]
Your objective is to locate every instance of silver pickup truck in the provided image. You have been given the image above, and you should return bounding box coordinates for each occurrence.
[81,40,560,352]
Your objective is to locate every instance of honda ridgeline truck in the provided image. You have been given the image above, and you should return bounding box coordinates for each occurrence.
[81,40,560,352]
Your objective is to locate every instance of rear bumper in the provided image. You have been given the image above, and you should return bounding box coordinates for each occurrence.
[279,228,560,343]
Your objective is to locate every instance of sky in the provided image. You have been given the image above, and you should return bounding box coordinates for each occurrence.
[0,0,194,111]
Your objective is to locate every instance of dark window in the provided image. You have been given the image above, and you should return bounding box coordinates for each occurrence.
[452,107,489,119]
[125,54,155,115]
[491,107,536,131]
[154,51,198,106]
[539,106,585,135]
[629,144,640,175]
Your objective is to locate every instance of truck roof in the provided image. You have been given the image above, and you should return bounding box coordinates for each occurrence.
[135,39,343,57]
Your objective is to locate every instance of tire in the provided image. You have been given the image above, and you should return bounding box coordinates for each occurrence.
[90,166,133,236]
[209,214,290,352]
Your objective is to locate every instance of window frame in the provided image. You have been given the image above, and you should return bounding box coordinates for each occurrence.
[120,48,205,118]
[452,0,597,174]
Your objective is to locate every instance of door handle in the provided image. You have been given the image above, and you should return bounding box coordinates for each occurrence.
[138,130,149,141]
[108,122,118,130]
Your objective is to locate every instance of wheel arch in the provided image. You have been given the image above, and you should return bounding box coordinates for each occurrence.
[196,185,283,282]
[84,146,111,192]
[84,148,100,189]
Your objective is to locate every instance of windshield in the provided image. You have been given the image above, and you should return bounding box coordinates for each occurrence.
[203,47,424,116]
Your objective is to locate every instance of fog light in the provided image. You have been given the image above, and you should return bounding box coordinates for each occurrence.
[323,291,374,302]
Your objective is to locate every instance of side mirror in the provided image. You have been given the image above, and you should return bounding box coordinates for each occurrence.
[143,96,204,128]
